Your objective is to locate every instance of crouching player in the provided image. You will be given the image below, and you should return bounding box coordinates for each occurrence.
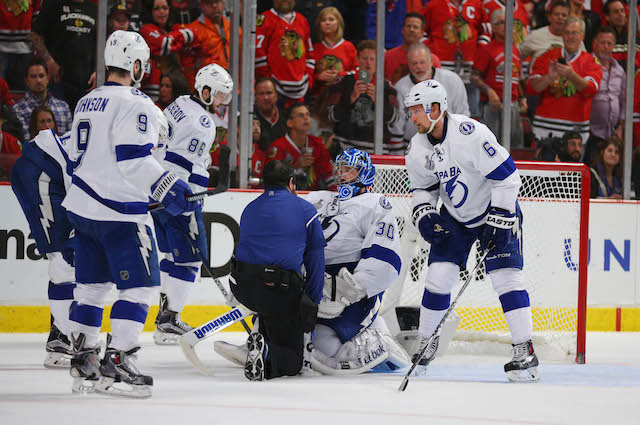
[215,149,411,374]
[11,129,75,368]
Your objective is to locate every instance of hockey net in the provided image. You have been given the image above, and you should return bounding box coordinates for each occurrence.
[371,156,589,363]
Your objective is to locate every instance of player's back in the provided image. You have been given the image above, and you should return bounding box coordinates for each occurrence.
[63,83,160,223]
[161,95,216,191]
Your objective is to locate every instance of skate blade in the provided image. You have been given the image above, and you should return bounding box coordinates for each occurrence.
[153,330,180,346]
[506,367,540,383]
[95,377,152,399]
[44,352,71,369]
[71,376,98,394]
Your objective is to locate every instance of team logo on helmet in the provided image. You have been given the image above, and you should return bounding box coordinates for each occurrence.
[459,122,475,135]
[200,115,211,128]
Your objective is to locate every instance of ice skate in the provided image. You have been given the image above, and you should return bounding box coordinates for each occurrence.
[411,335,439,375]
[504,340,540,382]
[44,322,72,369]
[70,333,101,394]
[214,340,247,367]
[96,334,153,398]
[153,308,193,345]
[244,333,268,381]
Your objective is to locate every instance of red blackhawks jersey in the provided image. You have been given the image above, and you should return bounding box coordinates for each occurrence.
[421,0,490,77]
[482,0,529,46]
[139,23,194,99]
[473,39,521,101]
[0,0,40,54]
[528,48,602,139]
[312,38,358,79]
[266,134,335,190]
[255,9,315,101]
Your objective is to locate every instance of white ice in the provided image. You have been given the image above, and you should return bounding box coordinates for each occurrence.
[1,331,639,425]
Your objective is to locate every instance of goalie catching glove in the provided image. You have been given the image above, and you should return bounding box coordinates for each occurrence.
[412,203,450,245]
[318,268,367,319]
[480,207,516,251]
[151,171,198,216]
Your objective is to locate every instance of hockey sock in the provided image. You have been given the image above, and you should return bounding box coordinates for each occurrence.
[69,301,103,348]
[162,260,199,313]
[110,300,149,351]
[48,281,76,336]
[418,289,450,338]
[499,290,533,345]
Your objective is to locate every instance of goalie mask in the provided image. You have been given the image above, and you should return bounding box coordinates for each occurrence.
[333,148,376,200]
[404,79,448,134]
[104,30,150,86]
[195,63,234,107]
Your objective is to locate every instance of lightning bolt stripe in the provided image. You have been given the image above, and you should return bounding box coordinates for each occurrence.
[37,172,53,244]
[136,224,152,276]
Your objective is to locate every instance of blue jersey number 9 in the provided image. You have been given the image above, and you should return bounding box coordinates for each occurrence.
[75,119,91,169]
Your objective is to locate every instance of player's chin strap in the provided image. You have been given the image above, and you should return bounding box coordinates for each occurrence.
[425,110,444,134]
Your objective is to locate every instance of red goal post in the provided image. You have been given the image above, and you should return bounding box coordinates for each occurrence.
[370,156,590,363]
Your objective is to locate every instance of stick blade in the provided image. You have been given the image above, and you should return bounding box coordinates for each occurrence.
[398,376,410,392]
[179,337,216,376]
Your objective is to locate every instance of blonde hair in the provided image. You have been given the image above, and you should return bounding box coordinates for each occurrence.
[315,7,344,41]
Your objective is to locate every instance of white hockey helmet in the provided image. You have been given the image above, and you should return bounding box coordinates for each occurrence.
[104,30,150,85]
[404,79,448,133]
[194,63,234,106]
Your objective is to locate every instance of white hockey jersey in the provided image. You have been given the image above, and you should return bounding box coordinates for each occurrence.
[303,191,402,298]
[158,95,217,191]
[63,83,165,223]
[405,113,521,227]
[33,130,73,190]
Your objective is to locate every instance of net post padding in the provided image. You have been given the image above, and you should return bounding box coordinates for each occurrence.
[370,156,589,363]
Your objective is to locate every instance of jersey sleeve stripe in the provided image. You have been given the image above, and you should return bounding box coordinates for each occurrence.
[164,151,194,172]
[360,244,402,274]
[306,212,319,228]
[188,174,209,188]
[486,157,517,181]
[115,143,154,162]
[71,175,150,215]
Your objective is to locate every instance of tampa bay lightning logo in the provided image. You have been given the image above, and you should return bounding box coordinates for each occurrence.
[445,174,468,208]
[459,122,475,135]
[200,115,211,128]
[321,216,340,243]
[379,197,392,210]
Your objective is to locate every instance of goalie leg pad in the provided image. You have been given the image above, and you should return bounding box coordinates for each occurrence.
[369,316,411,371]
[317,294,383,343]
[214,340,248,367]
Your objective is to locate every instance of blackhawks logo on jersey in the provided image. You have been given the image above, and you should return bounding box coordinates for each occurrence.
[4,0,30,16]
[256,14,265,26]
[443,17,471,45]
[279,30,305,61]
[513,20,527,46]
[549,77,576,98]
[318,55,343,73]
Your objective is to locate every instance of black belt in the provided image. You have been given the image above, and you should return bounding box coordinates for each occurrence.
[232,258,305,290]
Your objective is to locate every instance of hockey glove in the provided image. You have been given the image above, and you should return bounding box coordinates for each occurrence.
[480,207,517,251]
[417,213,450,245]
[151,171,197,216]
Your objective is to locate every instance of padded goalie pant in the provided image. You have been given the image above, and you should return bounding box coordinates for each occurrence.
[231,260,316,379]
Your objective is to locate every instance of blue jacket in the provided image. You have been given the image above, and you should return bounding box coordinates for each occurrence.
[235,186,326,303]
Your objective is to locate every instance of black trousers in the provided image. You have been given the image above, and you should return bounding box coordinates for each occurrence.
[230,262,306,379]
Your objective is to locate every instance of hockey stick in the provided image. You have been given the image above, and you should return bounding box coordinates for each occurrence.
[398,243,493,392]
[149,145,231,211]
[179,304,253,376]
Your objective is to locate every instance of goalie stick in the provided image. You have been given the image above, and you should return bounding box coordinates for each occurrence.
[398,244,493,392]
[180,304,253,376]
[149,145,231,211]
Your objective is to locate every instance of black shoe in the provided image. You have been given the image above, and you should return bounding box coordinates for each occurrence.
[70,333,101,393]
[244,333,268,381]
[504,340,540,382]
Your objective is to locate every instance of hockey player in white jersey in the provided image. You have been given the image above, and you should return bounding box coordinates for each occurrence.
[215,149,411,374]
[62,31,198,398]
[403,80,539,382]
[11,130,76,368]
[151,63,233,345]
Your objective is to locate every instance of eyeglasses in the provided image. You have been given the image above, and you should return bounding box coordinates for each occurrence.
[293,112,310,119]
[153,5,170,11]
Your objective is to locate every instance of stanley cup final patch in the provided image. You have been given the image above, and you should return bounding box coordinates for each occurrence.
[459,122,475,135]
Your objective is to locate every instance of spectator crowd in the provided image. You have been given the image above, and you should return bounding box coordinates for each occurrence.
[0,0,638,198]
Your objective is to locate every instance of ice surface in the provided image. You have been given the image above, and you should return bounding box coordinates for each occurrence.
[1,332,638,425]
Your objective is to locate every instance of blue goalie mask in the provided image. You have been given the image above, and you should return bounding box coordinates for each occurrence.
[333,148,376,200]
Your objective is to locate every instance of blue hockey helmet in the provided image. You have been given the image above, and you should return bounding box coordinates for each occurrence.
[333,148,376,200]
